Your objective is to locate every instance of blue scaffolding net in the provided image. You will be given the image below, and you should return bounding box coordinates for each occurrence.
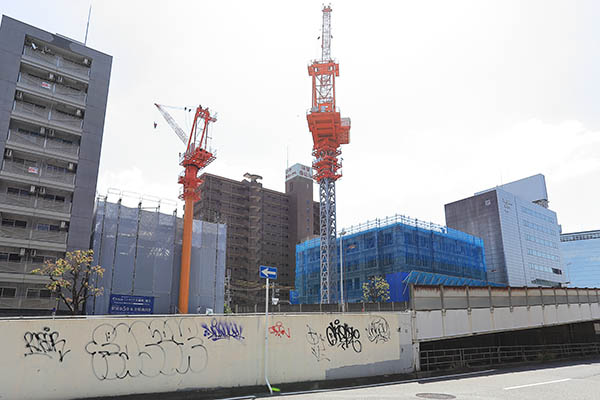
[294,214,492,304]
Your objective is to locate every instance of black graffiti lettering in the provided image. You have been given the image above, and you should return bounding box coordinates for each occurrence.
[326,319,362,353]
[306,324,330,362]
[24,326,70,362]
[85,319,208,380]
[201,318,245,342]
[366,316,391,343]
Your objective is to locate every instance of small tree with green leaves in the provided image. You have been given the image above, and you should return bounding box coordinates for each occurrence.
[31,249,104,315]
[361,275,390,303]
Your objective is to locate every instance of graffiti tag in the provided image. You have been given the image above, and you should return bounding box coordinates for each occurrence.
[84,319,208,380]
[326,319,362,353]
[306,324,330,362]
[365,316,391,344]
[201,318,245,342]
[24,327,70,362]
[269,321,291,338]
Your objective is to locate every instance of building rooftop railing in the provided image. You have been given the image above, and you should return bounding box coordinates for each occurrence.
[299,213,483,249]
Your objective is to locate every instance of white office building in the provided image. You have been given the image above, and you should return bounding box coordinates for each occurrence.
[445,174,566,287]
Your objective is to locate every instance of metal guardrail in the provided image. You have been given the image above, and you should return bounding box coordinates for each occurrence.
[8,130,79,157]
[22,47,90,79]
[2,160,76,186]
[0,192,71,214]
[420,342,600,371]
[0,225,67,244]
[13,101,83,130]
[18,73,87,104]
[234,301,409,314]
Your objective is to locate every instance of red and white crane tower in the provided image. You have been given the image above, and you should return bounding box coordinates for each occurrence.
[307,5,351,304]
[155,103,216,313]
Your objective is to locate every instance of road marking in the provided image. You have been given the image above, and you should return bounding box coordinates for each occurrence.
[504,378,572,390]
[278,369,496,397]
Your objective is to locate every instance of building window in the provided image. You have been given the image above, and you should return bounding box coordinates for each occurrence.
[0,287,16,298]
[26,288,52,298]
[2,218,27,228]
[0,252,21,262]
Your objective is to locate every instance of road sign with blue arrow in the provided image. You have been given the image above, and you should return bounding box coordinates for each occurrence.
[259,265,277,280]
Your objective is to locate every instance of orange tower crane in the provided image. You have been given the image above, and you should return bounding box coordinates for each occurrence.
[155,103,216,313]
[306,5,350,304]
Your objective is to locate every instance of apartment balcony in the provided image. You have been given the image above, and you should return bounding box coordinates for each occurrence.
[0,226,67,245]
[17,73,87,108]
[0,192,71,218]
[0,259,44,275]
[1,160,75,190]
[12,101,83,134]
[7,130,79,162]
[22,46,90,82]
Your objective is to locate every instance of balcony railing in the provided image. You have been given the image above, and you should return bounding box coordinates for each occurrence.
[13,101,83,131]
[17,73,87,105]
[2,160,76,186]
[0,192,72,214]
[0,225,67,244]
[7,130,79,158]
[0,260,44,274]
[22,46,90,80]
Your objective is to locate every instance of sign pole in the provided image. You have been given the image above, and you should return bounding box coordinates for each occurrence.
[264,277,272,394]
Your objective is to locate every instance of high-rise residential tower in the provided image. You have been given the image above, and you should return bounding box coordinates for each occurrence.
[445,174,565,287]
[0,16,112,314]
[194,165,319,307]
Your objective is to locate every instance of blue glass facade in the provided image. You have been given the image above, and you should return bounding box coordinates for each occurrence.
[561,230,600,288]
[294,215,488,304]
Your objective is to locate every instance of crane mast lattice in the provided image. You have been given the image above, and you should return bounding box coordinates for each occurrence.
[155,103,216,313]
[306,5,351,304]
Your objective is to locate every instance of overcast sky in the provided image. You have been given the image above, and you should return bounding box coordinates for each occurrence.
[3,1,599,233]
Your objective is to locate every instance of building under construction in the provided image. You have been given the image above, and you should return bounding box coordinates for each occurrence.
[88,193,226,314]
[194,164,319,306]
[294,214,490,304]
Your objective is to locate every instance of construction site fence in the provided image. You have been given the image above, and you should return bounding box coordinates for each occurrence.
[420,342,600,372]
[233,301,409,314]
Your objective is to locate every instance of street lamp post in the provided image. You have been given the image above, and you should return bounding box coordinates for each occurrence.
[339,229,346,312]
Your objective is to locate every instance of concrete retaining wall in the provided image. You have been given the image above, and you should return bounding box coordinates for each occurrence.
[1,312,413,399]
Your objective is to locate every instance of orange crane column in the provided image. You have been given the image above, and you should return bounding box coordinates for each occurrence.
[178,195,194,313]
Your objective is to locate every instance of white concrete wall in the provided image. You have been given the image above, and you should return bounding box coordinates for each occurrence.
[415,303,600,341]
[1,312,413,400]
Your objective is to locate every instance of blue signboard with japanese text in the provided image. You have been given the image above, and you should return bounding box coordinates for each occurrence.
[109,294,154,315]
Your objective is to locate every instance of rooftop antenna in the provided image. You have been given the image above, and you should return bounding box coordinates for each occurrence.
[84,3,92,45]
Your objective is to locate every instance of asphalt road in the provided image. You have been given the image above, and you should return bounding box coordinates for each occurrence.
[276,359,600,400]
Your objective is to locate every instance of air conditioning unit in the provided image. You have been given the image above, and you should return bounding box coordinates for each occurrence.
[83,58,90,66]
[67,162,75,171]
[47,129,55,137]
[48,73,55,81]
[75,109,82,117]
[15,91,23,100]
[40,127,46,134]
[4,149,12,158]
[43,46,51,53]
[56,76,63,83]
[30,249,37,257]
[39,187,46,195]
[60,221,68,230]
[29,185,36,193]
[19,248,26,256]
